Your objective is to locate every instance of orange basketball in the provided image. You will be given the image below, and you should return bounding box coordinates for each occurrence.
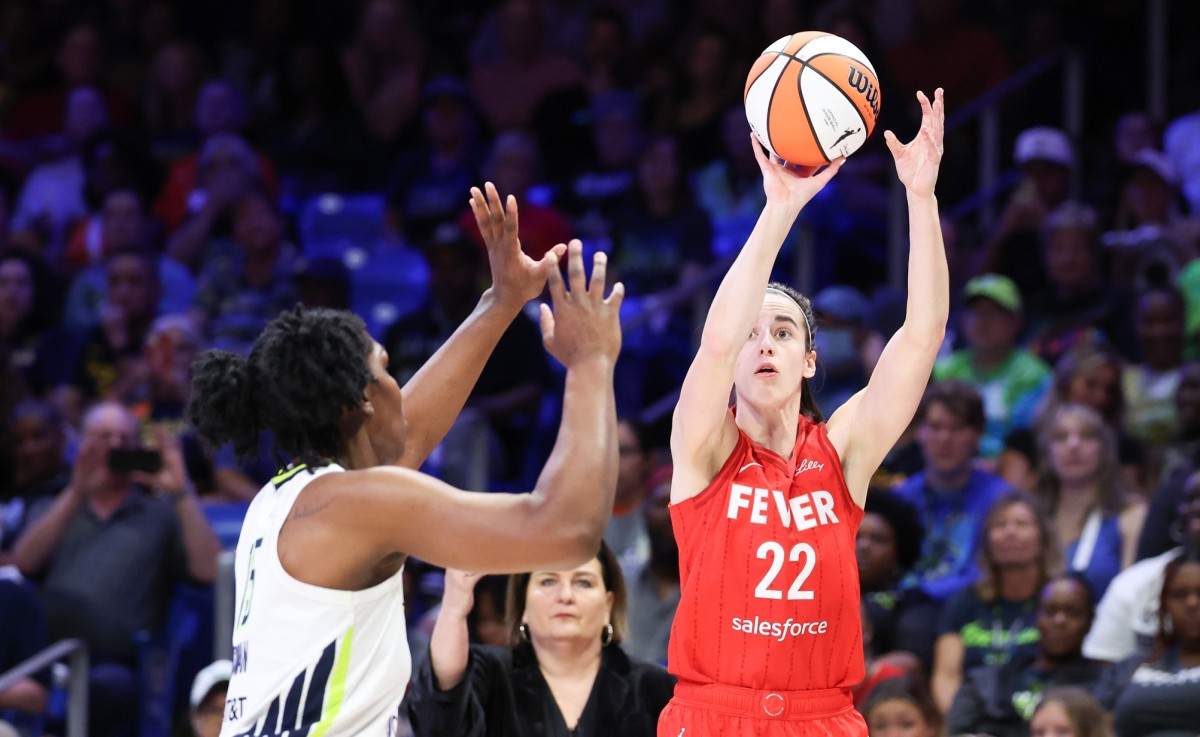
[744,31,881,167]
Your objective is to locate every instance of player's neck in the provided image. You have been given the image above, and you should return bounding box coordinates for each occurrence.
[736,400,801,460]
[339,431,380,471]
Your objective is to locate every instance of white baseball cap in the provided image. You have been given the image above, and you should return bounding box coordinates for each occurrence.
[1129,148,1178,186]
[1014,126,1074,168]
[190,659,233,709]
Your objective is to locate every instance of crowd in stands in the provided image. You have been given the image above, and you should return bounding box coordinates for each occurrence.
[1,0,1200,735]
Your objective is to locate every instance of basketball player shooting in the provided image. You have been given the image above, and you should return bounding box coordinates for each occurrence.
[656,88,947,737]
[186,183,624,737]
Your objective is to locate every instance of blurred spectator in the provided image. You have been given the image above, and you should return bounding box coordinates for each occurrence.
[62,188,196,327]
[886,0,1008,113]
[609,134,712,416]
[383,226,551,486]
[1094,112,1160,213]
[812,284,882,415]
[859,490,940,672]
[155,81,279,235]
[559,91,642,239]
[458,130,572,262]
[1164,108,1200,216]
[1104,150,1199,289]
[694,106,769,260]
[12,402,219,737]
[1122,285,1186,449]
[4,22,134,145]
[385,76,485,243]
[1092,548,1200,737]
[166,133,268,271]
[50,246,163,416]
[10,86,109,259]
[341,0,425,144]
[466,575,511,647]
[191,190,297,355]
[0,579,50,735]
[947,574,1104,737]
[861,672,944,737]
[1137,362,1200,560]
[932,492,1059,713]
[978,127,1074,299]
[854,602,921,709]
[893,381,1010,603]
[0,400,69,561]
[1028,687,1114,737]
[261,42,364,194]
[0,250,59,390]
[649,24,741,167]
[935,274,1052,459]
[998,342,1145,495]
[73,130,165,264]
[1084,469,1200,662]
[143,39,209,163]
[620,465,679,666]
[292,255,351,311]
[188,659,231,737]
[1034,404,1146,598]
[65,178,162,275]
[530,7,639,180]
[1023,203,1139,364]
[470,0,583,132]
[605,418,650,570]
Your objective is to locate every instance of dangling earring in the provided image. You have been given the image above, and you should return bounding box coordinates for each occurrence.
[519,623,530,642]
[601,623,614,647]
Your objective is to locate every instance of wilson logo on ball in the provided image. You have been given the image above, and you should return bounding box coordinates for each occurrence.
[846,67,880,117]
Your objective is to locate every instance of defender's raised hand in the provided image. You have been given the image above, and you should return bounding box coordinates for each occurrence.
[470,182,567,306]
[884,88,945,198]
[539,240,623,368]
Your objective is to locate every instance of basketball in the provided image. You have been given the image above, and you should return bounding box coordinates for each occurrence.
[744,31,881,167]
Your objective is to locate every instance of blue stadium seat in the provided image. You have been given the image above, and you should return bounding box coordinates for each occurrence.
[298,192,388,262]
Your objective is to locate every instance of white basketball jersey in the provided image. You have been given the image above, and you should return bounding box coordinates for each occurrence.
[220,463,411,737]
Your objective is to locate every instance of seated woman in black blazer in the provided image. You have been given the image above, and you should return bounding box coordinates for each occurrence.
[408,541,675,737]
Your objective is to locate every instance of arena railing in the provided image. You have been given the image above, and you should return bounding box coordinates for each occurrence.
[0,638,89,737]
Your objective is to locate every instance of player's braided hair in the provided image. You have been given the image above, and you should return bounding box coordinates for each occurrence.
[187,306,374,469]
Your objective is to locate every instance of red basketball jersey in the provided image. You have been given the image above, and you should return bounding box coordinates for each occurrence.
[667,414,865,691]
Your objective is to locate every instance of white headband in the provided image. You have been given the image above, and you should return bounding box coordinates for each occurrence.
[765,286,814,347]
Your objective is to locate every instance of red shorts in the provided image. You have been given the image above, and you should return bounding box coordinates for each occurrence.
[656,682,867,737]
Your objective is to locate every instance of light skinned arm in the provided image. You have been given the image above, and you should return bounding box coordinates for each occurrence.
[11,436,106,576]
[429,570,480,691]
[398,183,567,470]
[0,678,47,713]
[1119,501,1148,569]
[671,141,842,498]
[281,243,625,582]
[828,89,949,505]
[932,631,965,715]
[133,425,221,584]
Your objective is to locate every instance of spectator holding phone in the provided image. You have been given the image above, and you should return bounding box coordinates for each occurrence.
[11,400,219,737]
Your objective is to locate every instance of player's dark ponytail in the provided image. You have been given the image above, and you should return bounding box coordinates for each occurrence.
[188,350,262,461]
[187,306,375,469]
